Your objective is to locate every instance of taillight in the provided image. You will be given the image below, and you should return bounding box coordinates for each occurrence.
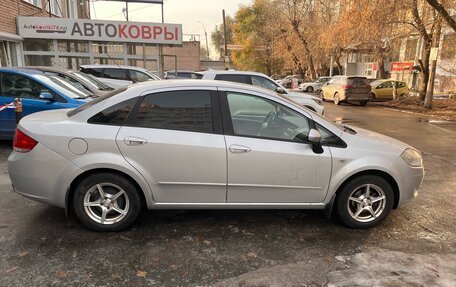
[342,85,353,89]
[13,129,38,153]
[367,84,372,89]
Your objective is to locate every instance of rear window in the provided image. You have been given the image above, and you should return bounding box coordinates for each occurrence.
[103,68,129,81]
[80,67,102,77]
[347,77,368,86]
[67,86,127,117]
[214,74,250,84]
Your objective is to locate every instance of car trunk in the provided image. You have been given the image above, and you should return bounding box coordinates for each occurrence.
[346,77,370,100]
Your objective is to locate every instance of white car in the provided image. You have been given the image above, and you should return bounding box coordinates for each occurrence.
[299,77,332,93]
[8,80,424,232]
[199,70,325,116]
[80,65,161,89]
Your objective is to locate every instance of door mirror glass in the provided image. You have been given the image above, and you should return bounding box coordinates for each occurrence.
[276,87,287,94]
[39,92,54,101]
[308,129,322,143]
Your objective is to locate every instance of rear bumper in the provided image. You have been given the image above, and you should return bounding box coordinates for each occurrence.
[8,143,82,208]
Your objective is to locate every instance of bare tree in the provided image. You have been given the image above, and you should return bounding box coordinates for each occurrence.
[424,0,456,32]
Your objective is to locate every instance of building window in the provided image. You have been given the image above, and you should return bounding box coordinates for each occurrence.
[67,0,77,18]
[22,0,42,8]
[23,39,54,52]
[46,0,62,17]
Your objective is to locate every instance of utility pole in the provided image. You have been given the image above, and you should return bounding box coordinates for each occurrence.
[222,9,228,66]
[198,21,209,59]
[424,16,442,109]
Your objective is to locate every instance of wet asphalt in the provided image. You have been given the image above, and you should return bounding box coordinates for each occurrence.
[0,102,455,286]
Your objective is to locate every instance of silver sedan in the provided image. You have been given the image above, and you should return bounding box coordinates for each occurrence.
[8,80,424,232]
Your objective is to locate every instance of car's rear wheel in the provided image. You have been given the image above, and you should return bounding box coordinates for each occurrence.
[319,91,326,101]
[336,175,394,229]
[334,93,341,105]
[306,86,314,93]
[73,173,141,232]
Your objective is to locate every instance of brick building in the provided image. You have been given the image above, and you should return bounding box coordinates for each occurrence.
[0,0,201,74]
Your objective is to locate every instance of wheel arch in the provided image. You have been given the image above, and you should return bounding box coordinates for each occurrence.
[66,168,148,215]
[330,169,400,213]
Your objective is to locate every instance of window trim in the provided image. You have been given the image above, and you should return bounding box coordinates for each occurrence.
[219,91,346,147]
[22,0,42,9]
[124,89,223,135]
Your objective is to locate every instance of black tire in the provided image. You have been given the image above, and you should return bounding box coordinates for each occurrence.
[73,173,142,232]
[371,92,376,100]
[306,86,314,93]
[319,91,326,101]
[334,93,341,105]
[359,101,368,106]
[336,175,394,229]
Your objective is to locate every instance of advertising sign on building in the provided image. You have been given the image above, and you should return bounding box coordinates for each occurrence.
[390,61,414,72]
[17,17,182,45]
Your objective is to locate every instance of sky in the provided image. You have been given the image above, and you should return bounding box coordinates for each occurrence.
[90,0,252,58]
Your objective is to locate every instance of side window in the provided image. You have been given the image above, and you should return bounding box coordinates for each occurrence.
[133,90,213,133]
[215,74,250,84]
[81,68,102,77]
[251,76,279,92]
[384,81,394,88]
[103,69,129,81]
[0,73,51,100]
[316,123,346,147]
[226,92,310,143]
[129,70,151,82]
[396,81,406,88]
[88,98,137,125]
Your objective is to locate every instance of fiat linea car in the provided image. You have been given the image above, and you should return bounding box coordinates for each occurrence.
[7,80,424,232]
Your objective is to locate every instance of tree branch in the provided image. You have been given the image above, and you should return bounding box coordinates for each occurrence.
[424,0,456,33]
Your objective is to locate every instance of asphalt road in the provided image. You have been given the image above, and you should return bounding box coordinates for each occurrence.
[0,103,455,286]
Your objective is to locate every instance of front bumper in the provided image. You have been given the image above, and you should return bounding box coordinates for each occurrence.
[8,143,81,208]
[392,158,425,208]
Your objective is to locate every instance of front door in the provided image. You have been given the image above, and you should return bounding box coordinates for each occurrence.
[116,89,227,203]
[223,91,332,203]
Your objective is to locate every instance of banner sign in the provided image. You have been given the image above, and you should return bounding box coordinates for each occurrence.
[17,17,182,45]
[390,61,414,72]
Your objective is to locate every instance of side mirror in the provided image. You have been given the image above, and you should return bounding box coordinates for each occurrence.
[276,87,287,94]
[308,129,321,143]
[308,129,324,154]
[39,92,54,101]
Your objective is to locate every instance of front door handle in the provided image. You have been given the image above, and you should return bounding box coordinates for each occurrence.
[229,144,251,154]
[124,136,147,146]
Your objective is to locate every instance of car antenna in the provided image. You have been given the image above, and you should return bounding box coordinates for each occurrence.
[106,53,136,83]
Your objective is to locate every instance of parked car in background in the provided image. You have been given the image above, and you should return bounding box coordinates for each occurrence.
[23,66,115,97]
[320,76,372,106]
[80,65,160,89]
[164,70,202,79]
[299,77,332,93]
[199,70,325,116]
[0,68,87,139]
[277,74,302,89]
[370,79,409,100]
[8,80,424,231]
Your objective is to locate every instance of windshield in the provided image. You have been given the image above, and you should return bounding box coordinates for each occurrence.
[33,75,86,100]
[370,80,383,87]
[47,75,91,99]
[67,86,127,117]
[73,72,114,91]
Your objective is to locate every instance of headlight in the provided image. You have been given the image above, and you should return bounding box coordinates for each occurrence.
[401,148,423,167]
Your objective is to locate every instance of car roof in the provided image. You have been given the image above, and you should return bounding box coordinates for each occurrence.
[0,67,44,76]
[80,64,149,72]
[199,70,271,77]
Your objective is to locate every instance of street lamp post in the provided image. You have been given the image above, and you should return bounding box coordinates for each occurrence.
[198,20,210,59]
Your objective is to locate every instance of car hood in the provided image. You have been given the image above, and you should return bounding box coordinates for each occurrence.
[341,125,414,156]
[287,91,320,101]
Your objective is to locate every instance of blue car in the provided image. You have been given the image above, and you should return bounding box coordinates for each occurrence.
[0,68,87,139]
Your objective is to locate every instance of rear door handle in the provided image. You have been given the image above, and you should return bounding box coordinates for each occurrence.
[124,137,147,145]
[229,144,251,153]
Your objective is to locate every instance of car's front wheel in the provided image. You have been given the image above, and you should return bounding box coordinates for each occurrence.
[336,175,394,229]
[73,173,142,232]
[334,93,341,105]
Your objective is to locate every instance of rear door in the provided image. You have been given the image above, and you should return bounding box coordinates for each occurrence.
[101,68,133,88]
[376,81,394,99]
[116,88,228,203]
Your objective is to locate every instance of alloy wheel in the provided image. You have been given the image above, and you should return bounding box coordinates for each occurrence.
[347,184,386,223]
